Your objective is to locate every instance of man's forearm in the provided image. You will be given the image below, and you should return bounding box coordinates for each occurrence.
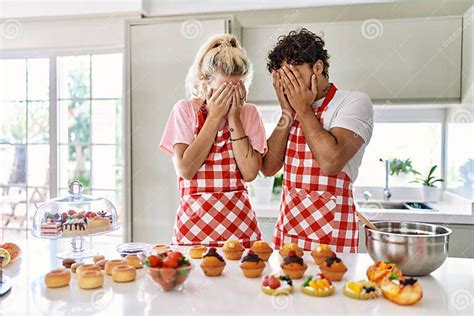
[261,115,292,176]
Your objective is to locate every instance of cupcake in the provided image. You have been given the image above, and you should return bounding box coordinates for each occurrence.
[343,280,381,300]
[261,274,294,296]
[311,244,333,265]
[301,273,335,297]
[200,247,226,277]
[222,240,244,260]
[280,250,308,279]
[239,250,266,278]
[279,243,303,258]
[188,245,207,259]
[250,241,273,261]
[318,252,347,281]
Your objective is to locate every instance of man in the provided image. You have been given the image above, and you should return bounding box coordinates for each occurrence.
[262,28,374,253]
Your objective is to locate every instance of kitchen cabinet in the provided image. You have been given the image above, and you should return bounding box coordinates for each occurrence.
[126,17,231,243]
[244,16,462,103]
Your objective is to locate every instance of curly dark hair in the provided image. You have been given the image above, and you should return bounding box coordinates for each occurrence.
[267,28,330,79]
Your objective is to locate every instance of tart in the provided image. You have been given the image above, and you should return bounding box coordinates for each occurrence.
[301,274,335,297]
[250,241,273,261]
[380,273,423,305]
[311,244,333,265]
[279,243,304,258]
[318,252,347,281]
[343,280,381,300]
[200,247,226,276]
[222,240,244,260]
[0,243,21,262]
[367,261,403,285]
[261,274,294,295]
[239,250,265,278]
[189,245,207,259]
[280,250,307,279]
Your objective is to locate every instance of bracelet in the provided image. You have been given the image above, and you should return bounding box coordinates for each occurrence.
[230,135,249,142]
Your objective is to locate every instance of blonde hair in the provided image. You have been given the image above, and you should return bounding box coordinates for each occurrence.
[185,34,253,99]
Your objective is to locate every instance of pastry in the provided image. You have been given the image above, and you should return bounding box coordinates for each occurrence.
[343,280,381,300]
[93,255,105,263]
[222,239,244,260]
[112,264,136,283]
[189,245,207,259]
[88,217,111,234]
[77,270,104,290]
[62,217,88,237]
[261,274,294,295]
[250,241,273,261]
[125,254,143,269]
[0,243,21,262]
[301,274,335,297]
[0,248,11,267]
[367,261,403,285]
[279,243,304,258]
[280,250,307,279]
[105,259,127,275]
[76,263,100,275]
[45,268,71,288]
[239,250,266,278]
[318,252,347,281]
[200,247,226,276]
[71,262,83,273]
[96,259,107,270]
[40,221,62,237]
[62,258,75,268]
[311,244,333,265]
[380,273,423,305]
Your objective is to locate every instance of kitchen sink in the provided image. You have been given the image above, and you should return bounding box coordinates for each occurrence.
[356,201,437,211]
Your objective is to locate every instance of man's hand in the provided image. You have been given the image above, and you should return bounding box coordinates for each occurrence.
[279,64,318,117]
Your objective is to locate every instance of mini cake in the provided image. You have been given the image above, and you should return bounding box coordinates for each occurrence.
[250,241,273,261]
[40,221,62,237]
[367,261,403,285]
[261,274,294,295]
[301,274,335,297]
[239,250,266,278]
[222,240,244,260]
[279,243,304,258]
[280,250,307,279]
[88,217,111,234]
[380,273,423,305]
[311,244,333,265]
[343,280,381,300]
[62,217,88,237]
[318,252,347,281]
[200,247,226,277]
[189,245,207,259]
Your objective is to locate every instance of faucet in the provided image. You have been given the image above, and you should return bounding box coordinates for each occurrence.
[383,159,392,200]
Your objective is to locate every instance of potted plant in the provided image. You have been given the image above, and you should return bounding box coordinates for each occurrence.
[382,158,417,186]
[411,165,444,202]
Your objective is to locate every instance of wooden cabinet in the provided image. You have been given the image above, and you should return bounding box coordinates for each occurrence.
[244,17,462,103]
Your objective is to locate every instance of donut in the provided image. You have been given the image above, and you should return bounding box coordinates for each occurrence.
[62,258,75,268]
[189,245,207,259]
[96,259,107,270]
[105,259,126,275]
[76,263,100,275]
[77,270,104,290]
[71,262,83,273]
[111,264,136,283]
[45,269,71,288]
[125,254,143,269]
[93,255,105,263]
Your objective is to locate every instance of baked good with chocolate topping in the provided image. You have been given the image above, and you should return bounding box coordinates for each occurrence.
[279,243,303,258]
[302,273,335,297]
[280,250,308,279]
[62,258,75,268]
[62,217,88,237]
[200,247,226,276]
[240,250,266,278]
[380,272,423,305]
[318,252,347,281]
[311,244,333,265]
[250,241,273,261]
[222,240,244,260]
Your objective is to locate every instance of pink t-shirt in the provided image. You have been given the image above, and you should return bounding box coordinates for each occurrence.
[160,99,268,156]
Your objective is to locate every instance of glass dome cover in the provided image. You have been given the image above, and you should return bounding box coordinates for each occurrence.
[32,181,120,239]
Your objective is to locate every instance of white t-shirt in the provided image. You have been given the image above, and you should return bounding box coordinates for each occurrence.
[311,89,374,182]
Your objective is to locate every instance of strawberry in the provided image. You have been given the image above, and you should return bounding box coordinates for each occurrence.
[148,255,162,268]
[262,275,270,287]
[268,276,281,289]
[163,258,179,269]
[61,213,68,220]
[160,267,176,283]
[168,251,183,262]
[288,250,296,257]
[68,210,76,216]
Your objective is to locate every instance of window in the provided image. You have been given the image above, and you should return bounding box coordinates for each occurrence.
[0,53,124,236]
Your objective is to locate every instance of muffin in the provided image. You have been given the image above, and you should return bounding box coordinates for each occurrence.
[222,240,244,260]
[311,244,333,265]
[280,250,308,279]
[250,241,273,261]
[301,273,335,297]
[318,253,347,281]
[279,243,303,258]
[200,247,226,277]
[189,245,207,259]
[239,250,266,278]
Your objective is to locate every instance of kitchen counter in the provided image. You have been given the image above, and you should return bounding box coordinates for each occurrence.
[2,239,474,315]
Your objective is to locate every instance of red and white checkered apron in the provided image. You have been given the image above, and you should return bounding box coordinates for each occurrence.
[171,103,261,248]
[273,84,359,253]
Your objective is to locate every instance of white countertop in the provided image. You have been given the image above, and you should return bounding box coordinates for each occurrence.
[2,239,474,315]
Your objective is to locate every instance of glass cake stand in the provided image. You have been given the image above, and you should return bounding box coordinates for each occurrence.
[32,181,120,259]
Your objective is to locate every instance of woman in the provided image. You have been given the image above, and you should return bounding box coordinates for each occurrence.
[160,34,267,247]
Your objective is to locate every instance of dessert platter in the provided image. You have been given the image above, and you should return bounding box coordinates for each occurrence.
[31,181,120,259]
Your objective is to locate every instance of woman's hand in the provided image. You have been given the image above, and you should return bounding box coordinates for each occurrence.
[207,82,234,121]
[228,82,246,120]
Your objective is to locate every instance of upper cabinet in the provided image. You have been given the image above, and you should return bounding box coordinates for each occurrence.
[244,17,462,103]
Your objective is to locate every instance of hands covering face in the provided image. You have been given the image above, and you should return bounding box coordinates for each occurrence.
[207,81,246,121]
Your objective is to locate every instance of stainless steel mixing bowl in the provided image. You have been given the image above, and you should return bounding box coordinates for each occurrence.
[364,221,452,276]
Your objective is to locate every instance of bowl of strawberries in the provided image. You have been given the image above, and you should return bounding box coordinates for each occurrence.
[144,250,192,291]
